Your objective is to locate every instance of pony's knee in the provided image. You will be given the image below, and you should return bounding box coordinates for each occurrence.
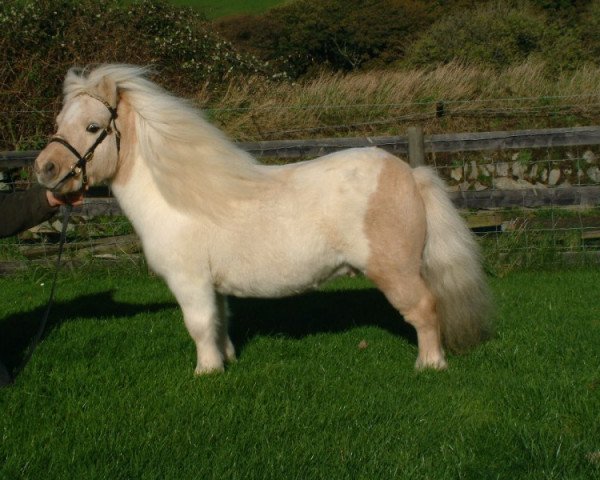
[183,315,217,344]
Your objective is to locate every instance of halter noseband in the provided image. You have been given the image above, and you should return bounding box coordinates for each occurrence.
[48,93,121,191]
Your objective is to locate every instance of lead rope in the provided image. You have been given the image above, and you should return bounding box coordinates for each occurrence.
[12,203,73,383]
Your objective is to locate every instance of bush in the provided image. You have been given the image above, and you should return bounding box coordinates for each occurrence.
[0,0,276,150]
[579,0,600,62]
[404,2,556,68]
[217,0,600,76]
[217,0,433,77]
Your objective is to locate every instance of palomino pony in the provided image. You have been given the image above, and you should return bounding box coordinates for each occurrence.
[36,65,491,375]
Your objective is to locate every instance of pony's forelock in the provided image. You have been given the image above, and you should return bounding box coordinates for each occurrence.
[64,65,152,95]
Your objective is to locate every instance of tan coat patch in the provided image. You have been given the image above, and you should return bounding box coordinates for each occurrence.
[112,95,137,187]
[364,156,427,290]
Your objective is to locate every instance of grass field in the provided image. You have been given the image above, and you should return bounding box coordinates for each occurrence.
[168,0,286,18]
[1,268,599,479]
[197,60,600,141]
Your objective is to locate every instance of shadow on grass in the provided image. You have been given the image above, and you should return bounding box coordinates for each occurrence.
[0,290,172,383]
[229,289,415,354]
[0,287,415,383]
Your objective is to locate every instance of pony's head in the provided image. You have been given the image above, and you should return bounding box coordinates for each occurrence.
[36,67,126,193]
[37,64,267,217]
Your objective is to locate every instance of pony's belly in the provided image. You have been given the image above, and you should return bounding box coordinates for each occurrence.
[212,261,356,298]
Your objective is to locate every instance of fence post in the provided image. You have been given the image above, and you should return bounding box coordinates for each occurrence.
[407,126,425,167]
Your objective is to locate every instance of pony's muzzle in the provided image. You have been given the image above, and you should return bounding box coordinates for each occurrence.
[35,155,60,185]
[34,149,77,192]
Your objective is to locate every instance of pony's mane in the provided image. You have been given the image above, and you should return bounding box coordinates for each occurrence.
[63,64,268,217]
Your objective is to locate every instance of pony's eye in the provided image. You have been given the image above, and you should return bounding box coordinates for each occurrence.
[86,123,101,133]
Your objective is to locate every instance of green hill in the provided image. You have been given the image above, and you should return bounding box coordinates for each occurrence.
[167,0,287,18]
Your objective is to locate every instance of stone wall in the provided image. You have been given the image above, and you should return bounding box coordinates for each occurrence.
[445,149,600,192]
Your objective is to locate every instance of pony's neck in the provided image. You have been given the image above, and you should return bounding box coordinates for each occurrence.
[109,97,175,229]
[110,148,180,238]
[124,91,270,219]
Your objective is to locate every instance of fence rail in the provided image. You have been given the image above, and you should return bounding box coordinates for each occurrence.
[3,125,600,212]
[3,126,600,166]
[2,124,600,273]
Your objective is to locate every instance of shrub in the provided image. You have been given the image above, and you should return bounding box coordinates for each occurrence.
[579,0,600,62]
[404,2,556,68]
[0,0,276,150]
[217,0,433,77]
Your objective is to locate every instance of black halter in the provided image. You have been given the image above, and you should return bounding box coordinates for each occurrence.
[49,93,121,191]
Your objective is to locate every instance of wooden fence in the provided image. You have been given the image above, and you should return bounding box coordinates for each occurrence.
[3,125,600,211]
[4,125,600,165]
[2,124,600,272]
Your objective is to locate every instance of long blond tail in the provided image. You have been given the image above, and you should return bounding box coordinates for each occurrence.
[413,167,492,353]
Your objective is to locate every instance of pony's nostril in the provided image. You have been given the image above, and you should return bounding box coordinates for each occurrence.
[43,161,57,176]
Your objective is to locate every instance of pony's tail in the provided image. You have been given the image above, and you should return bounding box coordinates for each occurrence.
[413,167,493,353]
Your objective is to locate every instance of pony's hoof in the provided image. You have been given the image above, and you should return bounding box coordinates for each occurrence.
[194,364,225,376]
[415,356,448,371]
[225,353,237,364]
[223,340,237,364]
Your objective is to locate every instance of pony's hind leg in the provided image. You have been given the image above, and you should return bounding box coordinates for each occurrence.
[374,271,447,370]
[363,156,446,369]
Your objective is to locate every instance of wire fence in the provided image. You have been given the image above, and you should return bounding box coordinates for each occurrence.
[2,96,600,275]
[4,92,600,148]
[433,152,600,274]
[2,151,599,276]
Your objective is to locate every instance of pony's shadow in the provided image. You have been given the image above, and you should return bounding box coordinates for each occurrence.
[229,288,416,354]
[0,290,172,381]
[0,287,416,381]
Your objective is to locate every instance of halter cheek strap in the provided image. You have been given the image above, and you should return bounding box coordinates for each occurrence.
[49,94,121,191]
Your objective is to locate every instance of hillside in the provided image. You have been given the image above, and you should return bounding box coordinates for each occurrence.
[2,0,600,151]
[214,0,600,76]
[166,0,285,19]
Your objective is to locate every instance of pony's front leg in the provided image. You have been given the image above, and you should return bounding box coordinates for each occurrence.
[167,276,230,375]
[216,294,236,364]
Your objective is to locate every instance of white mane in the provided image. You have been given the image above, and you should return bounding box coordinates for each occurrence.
[63,64,268,217]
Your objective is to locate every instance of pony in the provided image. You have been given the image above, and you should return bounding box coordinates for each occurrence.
[35,65,491,375]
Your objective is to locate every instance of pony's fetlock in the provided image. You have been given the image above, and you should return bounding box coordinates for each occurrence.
[195,344,225,375]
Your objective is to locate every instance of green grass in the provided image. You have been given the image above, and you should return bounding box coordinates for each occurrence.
[1,269,599,479]
[167,0,287,19]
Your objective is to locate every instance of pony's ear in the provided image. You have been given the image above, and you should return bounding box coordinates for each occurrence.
[96,75,118,108]
[63,67,84,99]
[64,67,83,85]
